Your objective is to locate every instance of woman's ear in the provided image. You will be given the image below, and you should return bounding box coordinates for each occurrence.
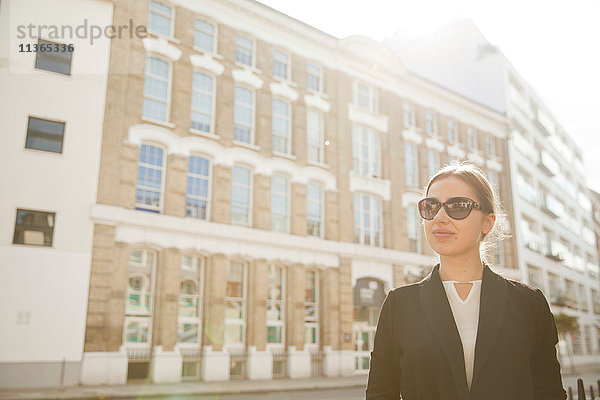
[482,213,496,235]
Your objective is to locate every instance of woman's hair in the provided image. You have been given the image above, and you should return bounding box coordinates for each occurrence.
[423,161,509,263]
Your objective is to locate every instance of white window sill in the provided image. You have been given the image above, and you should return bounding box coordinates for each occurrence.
[233,140,261,151]
[192,47,224,60]
[148,31,180,45]
[307,160,330,169]
[234,61,262,75]
[273,75,298,87]
[189,128,220,140]
[273,151,297,161]
[141,116,176,129]
[307,88,327,98]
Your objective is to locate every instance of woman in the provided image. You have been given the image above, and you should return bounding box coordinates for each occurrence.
[366,163,566,400]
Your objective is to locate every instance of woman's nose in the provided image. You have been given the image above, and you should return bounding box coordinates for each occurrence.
[432,205,450,222]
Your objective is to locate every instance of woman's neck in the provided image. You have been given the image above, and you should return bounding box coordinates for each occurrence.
[439,254,484,282]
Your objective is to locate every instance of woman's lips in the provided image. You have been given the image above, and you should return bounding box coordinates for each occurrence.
[433,231,454,239]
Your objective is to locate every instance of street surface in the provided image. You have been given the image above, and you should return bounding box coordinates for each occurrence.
[122,387,365,400]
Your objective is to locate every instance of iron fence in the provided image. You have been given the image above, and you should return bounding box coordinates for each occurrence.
[566,377,600,400]
[229,351,247,380]
[309,350,323,377]
[271,350,287,378]
[126,347,151,382]
[180,347,203,381]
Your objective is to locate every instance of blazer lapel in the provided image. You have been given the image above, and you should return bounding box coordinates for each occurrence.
[419,264,469,400]
[471,264,508,386]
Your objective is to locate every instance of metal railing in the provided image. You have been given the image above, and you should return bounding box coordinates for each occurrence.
[229,352,247,380]
[180,348,203,381]
[126,347,151,382]
[309,350,323,377]
[271,350,287,379]
[567,378,600,400]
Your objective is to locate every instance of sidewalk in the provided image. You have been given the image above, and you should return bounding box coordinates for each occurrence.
[0,375,369,400]
[1,365,599,400]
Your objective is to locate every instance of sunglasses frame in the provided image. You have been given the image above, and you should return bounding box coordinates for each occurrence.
[417,196,485,220]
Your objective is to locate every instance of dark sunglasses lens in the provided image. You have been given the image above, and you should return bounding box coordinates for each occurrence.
[418,199,440,220]
[445,198,473,220]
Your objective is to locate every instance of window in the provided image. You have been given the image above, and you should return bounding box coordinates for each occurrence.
[403,102,415,128]
[225,262,246,345]
[485,136,496,156]
[177,256,203,344]
[235,35,254,66]
[353,193,383,246]
[190,72,214,133]
[194,19,215,53]
[352,125,381,177]
[124,250,156,344]
[304,270,319,346]
[25,116,65,153]
[306,63,321,92]
[13,209,55,246]
[405,142,419,187]
[273,50,289,80]
[231,165,252,226]
[447,120,456,143]
[272,99,291,154]
[467,127,477,150]
[270,174,289,233]
[186,155,210,219]
[428,150,440,178]
[407,206,421,253]
[307,183,323,237]
[136,144,165,213]
[488,171,499,196]
[355,83,378,113]
[425,112,437,136]
[143,56,171,121]
[35,39,73,75]
[233,86,254,144]
[306,110,324,163]
[148,0,173,37]
[267,265,285,345]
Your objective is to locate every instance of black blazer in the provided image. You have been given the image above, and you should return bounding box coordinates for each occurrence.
[366,263,567,400]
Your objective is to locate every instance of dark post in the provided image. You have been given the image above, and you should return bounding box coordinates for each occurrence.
[569,386,573,400]
[577,378,586,400]
[589,385,594,399]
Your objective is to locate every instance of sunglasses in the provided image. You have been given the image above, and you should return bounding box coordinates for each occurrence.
[417,197,485,220]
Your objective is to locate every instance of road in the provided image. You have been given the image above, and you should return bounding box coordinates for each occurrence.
[121,387,365,400]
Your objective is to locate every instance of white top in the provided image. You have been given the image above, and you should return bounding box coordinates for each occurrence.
[441,279,482,391]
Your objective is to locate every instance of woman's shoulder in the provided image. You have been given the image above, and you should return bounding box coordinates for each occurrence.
[496,271,546,305]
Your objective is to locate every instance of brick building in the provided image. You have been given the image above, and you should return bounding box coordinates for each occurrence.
[81,0,514,384]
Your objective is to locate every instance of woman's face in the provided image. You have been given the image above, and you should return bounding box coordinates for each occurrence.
[423,176,495,258]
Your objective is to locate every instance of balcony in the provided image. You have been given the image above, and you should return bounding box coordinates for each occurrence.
[541,206,560,219]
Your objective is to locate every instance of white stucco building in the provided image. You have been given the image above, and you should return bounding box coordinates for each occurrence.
[0,0,113,388]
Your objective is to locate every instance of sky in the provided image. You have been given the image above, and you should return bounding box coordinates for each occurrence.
[258,0,600,193]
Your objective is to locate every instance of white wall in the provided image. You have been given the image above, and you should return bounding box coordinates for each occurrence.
[0,0,113,364]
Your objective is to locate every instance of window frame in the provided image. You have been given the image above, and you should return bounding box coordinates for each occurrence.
[353,193,383,247]
[142,54,173,123]
[447,119,456,143]
[354,82,378,113]
[271,98,292,155]
[233,85,255,145]
[177,255,204,346]
[466,127,477,151]
[485,135,496,157]
[272,49,291,81]
[304,269,320,348]
[135,143,167,214]
[235,34,256,68]
[34,38,74,76]
[270,173,291,233]
[352,124,381,178]
[148,0,175,39]
[306,181,324,238]
[190,70,216,134]
[407,205,421,253]
[306,109,324,164]
[25,115,66,154]
[403,102,416,129]
[124,249,157,347]
[306,63,322,93]
[266,264,286,349]
[13,208,56,247]
[404,142,419,187]
[186,154,212,220]
[428,149,440,178]
[425,111,437,136]
[224,261,248,349]
[230,164,253,227]
[193,17,217,54]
